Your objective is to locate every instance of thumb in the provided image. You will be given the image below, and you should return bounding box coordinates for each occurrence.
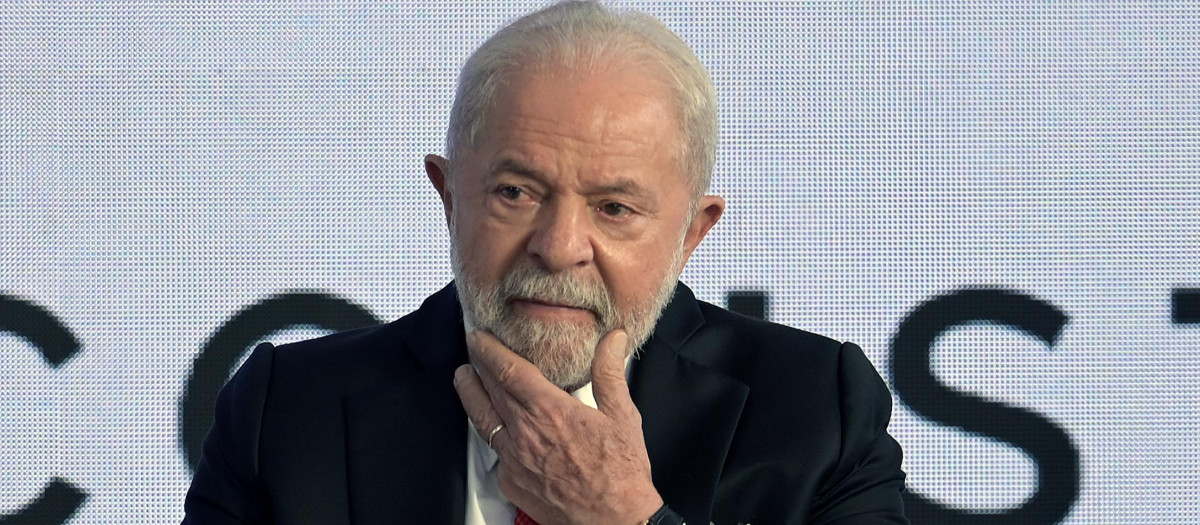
[591,329,632,415]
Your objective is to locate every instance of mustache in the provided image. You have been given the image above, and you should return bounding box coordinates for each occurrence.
[496,263,618,326]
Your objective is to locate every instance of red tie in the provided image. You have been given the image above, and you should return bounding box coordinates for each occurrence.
[514,509,540,525]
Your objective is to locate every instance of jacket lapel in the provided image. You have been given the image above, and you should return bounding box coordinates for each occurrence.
[343,284,469,524]
[630,284,750,523]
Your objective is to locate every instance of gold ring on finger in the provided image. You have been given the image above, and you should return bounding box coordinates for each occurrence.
[486,423,505,448]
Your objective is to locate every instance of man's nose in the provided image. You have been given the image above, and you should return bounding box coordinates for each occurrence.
[527,200,594,272]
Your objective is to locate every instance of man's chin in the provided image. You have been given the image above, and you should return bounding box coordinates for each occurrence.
[556,374,593,394]
[518,348,595,392]
[491,317,599,390]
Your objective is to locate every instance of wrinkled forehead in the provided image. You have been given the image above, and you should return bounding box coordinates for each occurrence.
[476,57,687,171]
[481,63,686,178]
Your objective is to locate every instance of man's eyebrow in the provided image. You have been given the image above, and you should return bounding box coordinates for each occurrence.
[491,158,654,201]
[586,180,653,200]
[491,159,546,181]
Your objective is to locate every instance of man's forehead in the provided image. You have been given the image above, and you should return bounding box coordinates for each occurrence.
[503,64,676,122]
[483,68,681,155]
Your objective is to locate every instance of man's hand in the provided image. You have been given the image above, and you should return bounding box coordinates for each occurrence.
[453,329,664,525]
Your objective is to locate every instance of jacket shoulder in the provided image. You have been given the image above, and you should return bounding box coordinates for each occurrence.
[687,299,846,377]
[266,319,417,392]
[684,299,907,524]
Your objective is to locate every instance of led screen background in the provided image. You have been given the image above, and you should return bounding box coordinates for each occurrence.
[1,1,1198,523]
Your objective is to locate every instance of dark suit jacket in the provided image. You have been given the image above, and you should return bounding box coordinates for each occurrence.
[183,283,908,524]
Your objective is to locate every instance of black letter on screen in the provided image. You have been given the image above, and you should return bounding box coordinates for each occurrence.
[890,288,1079,524]
[0,295,87,524]
[181,292,381,472]
[726,291,768,320]
[1173,288,1200,324]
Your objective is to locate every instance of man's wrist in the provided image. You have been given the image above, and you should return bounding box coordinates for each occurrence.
[640,504,684,525]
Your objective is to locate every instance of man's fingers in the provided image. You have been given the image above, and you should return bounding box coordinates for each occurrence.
[468,330,563,407]
[591,330,634,416]
[453,364,506,449]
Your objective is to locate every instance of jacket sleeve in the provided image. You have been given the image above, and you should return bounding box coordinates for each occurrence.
[808,342,909,525]
[182,343,276,524]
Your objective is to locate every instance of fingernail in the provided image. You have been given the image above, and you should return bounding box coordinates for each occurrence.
[454,364,469,384]
[614,331,628,351]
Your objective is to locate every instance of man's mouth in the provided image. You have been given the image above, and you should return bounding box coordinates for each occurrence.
[509,297,597,319]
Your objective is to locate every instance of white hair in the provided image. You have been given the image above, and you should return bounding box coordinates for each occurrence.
[445,0,718,201]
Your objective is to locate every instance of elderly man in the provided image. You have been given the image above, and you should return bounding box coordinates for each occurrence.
[183,2,907,524]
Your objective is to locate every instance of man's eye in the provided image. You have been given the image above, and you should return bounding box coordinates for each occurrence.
[600,202,631,217]
[498,186,525,200]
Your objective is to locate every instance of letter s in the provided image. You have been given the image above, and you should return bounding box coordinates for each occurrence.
[890,288,1079,524]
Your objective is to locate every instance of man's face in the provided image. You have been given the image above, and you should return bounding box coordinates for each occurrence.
[428,59,723,391]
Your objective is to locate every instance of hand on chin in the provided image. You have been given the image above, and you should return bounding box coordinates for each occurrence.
[453,329,663,525]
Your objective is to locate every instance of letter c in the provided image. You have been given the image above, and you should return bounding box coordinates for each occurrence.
[0,295,87,524]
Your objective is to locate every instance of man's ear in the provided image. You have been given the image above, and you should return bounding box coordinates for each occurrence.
[425,154,453,226]
[678,195,725,271]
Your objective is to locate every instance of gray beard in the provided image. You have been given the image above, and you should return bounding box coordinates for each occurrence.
[451,246,682,391]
